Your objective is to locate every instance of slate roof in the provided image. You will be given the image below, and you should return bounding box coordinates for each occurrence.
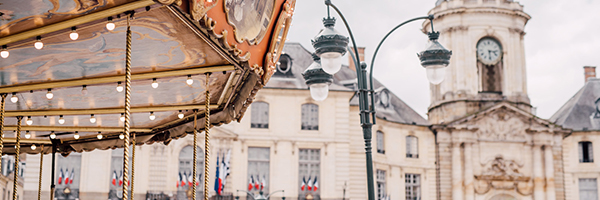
[550,78,600,131]
[265,43,429,126]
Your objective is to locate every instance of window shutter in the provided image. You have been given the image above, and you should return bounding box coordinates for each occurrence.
[588,142,594,162]
[579,142,584,162]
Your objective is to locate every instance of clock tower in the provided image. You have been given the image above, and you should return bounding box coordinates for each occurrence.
[423,0,531,124]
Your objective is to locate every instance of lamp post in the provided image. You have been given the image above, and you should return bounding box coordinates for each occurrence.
[302,1,452,200]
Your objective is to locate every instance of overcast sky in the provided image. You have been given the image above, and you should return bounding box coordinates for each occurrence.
[285,0,600,120]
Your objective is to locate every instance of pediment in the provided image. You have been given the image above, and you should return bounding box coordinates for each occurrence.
[440,103,568,141]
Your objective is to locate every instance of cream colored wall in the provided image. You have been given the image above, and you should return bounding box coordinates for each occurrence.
[563,131,600,200]
[372,120,437,200]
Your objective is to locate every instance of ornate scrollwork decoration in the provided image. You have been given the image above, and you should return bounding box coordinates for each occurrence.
[157,0,182,6]
[191,0,218,21]
[262,0,296,84]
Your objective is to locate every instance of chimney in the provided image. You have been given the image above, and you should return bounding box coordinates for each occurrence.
[348,47,365,72]
[584,66,596,83]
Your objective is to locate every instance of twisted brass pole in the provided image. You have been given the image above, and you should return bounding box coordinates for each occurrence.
[13,116,22,200]
[122,13,133,200]
[131,133,136,200]
[193,109,198,200]
[204,73,211,200]
[0,94,6,174]
[37,145,44,200]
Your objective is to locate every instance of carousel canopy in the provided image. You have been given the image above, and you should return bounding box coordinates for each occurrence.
[0,0,295,155]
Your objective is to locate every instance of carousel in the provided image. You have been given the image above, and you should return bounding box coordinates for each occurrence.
[0,0,295,199]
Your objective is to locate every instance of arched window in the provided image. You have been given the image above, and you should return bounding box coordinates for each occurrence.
[251,102,269,128]
[579,141,594,163]
[406,136,418,158]
[476,37,503,93]
[376,131,385,154]
[301,104,319,130]
[177,145,204,199]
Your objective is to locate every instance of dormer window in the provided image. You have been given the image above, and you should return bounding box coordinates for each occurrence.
[274,54,293,77]
[379,90,390,108]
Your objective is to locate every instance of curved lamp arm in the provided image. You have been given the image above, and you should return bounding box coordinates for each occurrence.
[265,190,285,198]
[237,190,255,198]
[368,15,434,123]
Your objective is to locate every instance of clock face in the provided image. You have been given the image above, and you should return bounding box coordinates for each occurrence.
[477,38,502,65]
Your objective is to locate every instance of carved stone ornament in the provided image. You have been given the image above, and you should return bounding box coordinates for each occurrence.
[224,0,277,45]
[474,155,532,195]
[157,0,183,6]
[191,0,219,21]
[476,109,527,142]
[263,0,295,84]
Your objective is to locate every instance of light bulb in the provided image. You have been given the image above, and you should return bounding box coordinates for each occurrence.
[178,110,184,119]
[50,132,56,139]
[34,36,43,50]
[26,116,33,125]
[10,93,18,103]
[69,27,79,40]
[31,144,36,150]
[320,52,343,75]
[97,132,103,140]
[74,132,80,139]
[186,75,193,85]
[46,89,53,100]
[90,114,96,123]
[151,78,159,88]
[119,134,124,140]
[116,81,123,92]
[106,17,115,31]
[149,112,156,120]
[1,45,8,58]
[58,115,65,124]
[82,85,88,95]
[25,131,31,139]
[309,83,329,101]
[120,113,125,122]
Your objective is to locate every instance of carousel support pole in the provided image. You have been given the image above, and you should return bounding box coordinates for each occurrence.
[13,116,22,200]
[37,145,44,200]
[204,73,211,200]
[193,109,198,200]
[131,133,136,200]
[50,144,56,200]
[122,11,134,200]
[0,94,6,172]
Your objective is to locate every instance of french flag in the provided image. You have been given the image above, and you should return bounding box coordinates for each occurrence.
[118,171,123,186]
[187,171,193,186]
[307,176,312,191]
[248,175,255,190]
[177,172,182,187]
[181,171,187,187]
[260,175,266,191]
[214,154,221,194]
[58,168,63,184]
[64,169,70,185]
[313,176,318,191]
[301,176,306,191]
[69,168,75,184]
[112,170,118,186]
[254,175,260,190]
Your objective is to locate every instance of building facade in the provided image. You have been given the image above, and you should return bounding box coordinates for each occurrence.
[19,1,600,200]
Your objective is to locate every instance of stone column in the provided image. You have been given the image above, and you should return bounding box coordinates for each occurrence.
[545,145,556,200]
[452,143,464,200]
[464,143,474,200]
[533,144,545,200]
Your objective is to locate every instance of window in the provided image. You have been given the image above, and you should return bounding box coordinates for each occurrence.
[579,178,598,200]
[406,136,418,158]
[251,102,269,128]
[405,174,421,200]
[301,104,319,130]
[579,141,594,163]
[377,170,386,200]
[299,149,320,200]
[55,153,82,199]
[377,131,385,154]
[177,146,204,199]
[248,147,270,194]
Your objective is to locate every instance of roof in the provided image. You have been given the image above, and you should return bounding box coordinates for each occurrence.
[550,78,600,131]
[267,43,429,126]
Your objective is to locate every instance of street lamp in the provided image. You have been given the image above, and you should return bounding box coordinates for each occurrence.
[302,1,452,200]
[302,54,334,101]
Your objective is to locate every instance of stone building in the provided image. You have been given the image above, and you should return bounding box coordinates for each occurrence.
[19,0,600,200]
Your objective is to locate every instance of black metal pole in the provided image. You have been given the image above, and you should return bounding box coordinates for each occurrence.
[50,144,56,200]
